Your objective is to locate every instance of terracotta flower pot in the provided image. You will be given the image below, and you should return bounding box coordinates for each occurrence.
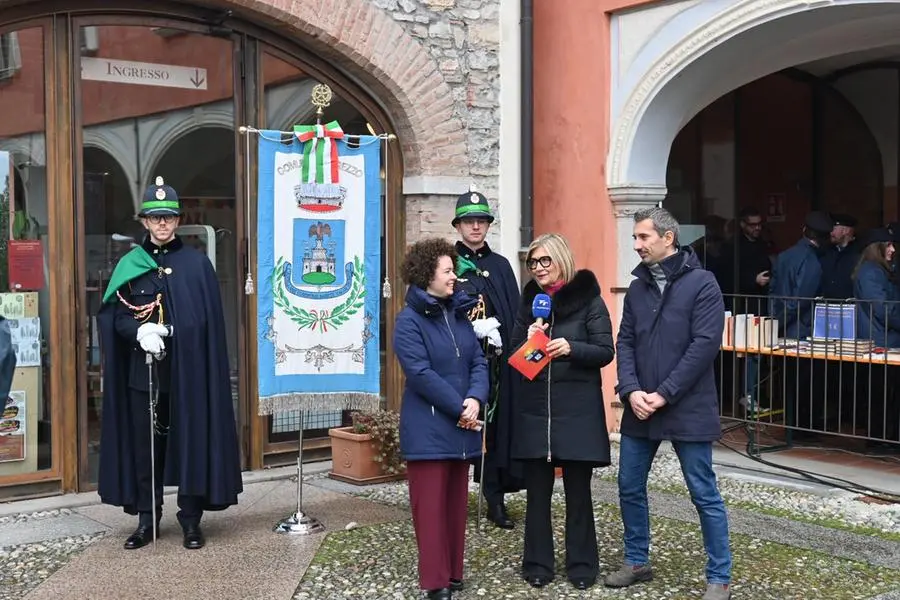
[328,426,406,485]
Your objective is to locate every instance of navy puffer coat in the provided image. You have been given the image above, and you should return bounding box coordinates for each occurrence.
[393,285,488,461]
[616,248,725,442]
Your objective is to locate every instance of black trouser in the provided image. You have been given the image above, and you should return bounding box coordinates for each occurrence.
[480,456,504,507]
[129,389,204,528]
[522,459,597,581]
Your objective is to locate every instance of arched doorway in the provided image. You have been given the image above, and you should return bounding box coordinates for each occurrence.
[608,0,900,295]
[606,0,900,448]
[0,0,458,497]
[664,70,884,268]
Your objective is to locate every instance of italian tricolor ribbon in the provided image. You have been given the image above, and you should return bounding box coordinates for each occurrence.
[294,121,345,185]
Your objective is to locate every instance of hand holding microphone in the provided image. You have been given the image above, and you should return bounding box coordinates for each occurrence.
[528,293,552,339]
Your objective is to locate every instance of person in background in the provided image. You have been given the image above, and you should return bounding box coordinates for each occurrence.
[451,190,523,530]
[820,213,861,300]
[714,206,772,315]
[393,238,488,600]
[510,233,614,591]
[769,210,833,437]
[819,213,862,431]
[607,207,732,600]
[852,228,900,447]
[769,211,833,339]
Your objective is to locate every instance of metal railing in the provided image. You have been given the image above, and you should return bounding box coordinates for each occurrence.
[718,293,900,454]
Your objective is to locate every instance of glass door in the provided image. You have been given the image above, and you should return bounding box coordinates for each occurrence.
[0,22,61,487]
[74,20,241,488]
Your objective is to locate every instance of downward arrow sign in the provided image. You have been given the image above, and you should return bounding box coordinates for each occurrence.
[189,68,206,88]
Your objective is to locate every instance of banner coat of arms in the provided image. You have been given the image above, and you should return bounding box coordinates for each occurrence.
[256,128,382,415]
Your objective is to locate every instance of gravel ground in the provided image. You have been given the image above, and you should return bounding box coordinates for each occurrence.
[599,443,900,537]
[0,533,105,600]
[0,509,74,526]
[347,442,900,539]
[293,494,900,600]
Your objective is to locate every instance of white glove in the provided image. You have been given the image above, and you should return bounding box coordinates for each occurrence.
[472,317,503,350]
[486,327,502,350]
[137,323,170,341]
[139,332,165,355]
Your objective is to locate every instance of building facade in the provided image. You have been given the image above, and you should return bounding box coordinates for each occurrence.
[0,0,521,499]
[533,0,900,411]
[7,0,900,499]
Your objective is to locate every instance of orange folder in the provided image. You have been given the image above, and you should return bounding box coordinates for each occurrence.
[508,330,552,380]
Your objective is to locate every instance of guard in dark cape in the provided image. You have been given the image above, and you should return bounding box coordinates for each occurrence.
[452,190,524,529]
[97,176,242,550]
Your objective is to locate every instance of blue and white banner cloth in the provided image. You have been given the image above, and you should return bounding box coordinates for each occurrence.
[256,129,382,415]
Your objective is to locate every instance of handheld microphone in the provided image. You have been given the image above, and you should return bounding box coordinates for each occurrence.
[531,293,552,326]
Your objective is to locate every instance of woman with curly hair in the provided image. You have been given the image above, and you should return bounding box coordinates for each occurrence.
[393,237,488,600]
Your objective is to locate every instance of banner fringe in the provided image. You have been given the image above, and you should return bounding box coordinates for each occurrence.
[258,392,381,416]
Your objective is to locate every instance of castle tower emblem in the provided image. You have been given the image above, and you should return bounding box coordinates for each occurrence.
[301,222,337,285]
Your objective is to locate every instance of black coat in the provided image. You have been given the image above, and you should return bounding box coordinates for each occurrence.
[98,236,243,514]
[714,234,772,314]
[510,270,614,465]
[819,240,862,300]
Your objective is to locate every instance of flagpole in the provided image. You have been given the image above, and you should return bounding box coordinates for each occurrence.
[238,125,396,142]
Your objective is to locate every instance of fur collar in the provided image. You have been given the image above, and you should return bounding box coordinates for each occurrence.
[522,270,601,318]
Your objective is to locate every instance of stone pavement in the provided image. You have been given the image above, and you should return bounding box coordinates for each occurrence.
[0,463,406,600]
[2,454,899,600]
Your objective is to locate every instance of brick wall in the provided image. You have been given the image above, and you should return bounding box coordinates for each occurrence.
[0,0,504,247]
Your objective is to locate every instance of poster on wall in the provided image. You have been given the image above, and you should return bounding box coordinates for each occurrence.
[0,293,25,319]
[766,193,787,223]
[8,317,41,367]
[0,390,26,462]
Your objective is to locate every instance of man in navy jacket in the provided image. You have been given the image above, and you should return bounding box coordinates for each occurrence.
[605,207,732,600]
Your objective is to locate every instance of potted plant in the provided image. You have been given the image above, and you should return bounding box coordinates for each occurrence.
[328,410,406,485]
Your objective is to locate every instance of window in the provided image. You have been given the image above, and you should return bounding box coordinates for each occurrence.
[0,33,22,81]
[80,26,99,56]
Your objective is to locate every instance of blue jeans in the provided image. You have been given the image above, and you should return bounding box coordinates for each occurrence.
[617,434,732,584]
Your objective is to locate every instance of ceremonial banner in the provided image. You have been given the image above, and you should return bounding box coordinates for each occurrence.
[256,128,381,414]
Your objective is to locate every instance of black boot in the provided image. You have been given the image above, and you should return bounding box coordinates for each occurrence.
[124,511,161,550]
[177,497,205,549]
[487,503,514,529]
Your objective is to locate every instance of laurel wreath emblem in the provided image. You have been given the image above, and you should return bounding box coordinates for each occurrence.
[272,255,366,332]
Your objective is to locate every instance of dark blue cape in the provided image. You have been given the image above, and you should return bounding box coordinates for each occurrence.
[97,237,242,513]
[455,241,524,493]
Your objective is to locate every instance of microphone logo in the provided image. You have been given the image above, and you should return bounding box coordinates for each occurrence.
[532,293,552,320]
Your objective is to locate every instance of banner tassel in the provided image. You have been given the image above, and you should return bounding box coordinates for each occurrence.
[242,124,255,295]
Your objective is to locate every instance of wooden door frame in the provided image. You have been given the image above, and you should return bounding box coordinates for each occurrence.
[0,17,68,494]
[0,1,407,493]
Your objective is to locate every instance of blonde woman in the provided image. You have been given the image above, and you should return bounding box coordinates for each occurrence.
[509,233,615,591]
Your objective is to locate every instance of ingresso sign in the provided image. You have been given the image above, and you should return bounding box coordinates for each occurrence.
[80,57,208,90]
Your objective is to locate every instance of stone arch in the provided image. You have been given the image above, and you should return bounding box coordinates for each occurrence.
[225,0,467,177]
[608,0,900,189]
[0,0,468,178]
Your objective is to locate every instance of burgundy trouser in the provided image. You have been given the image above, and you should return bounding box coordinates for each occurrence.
[407,459,470,590]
